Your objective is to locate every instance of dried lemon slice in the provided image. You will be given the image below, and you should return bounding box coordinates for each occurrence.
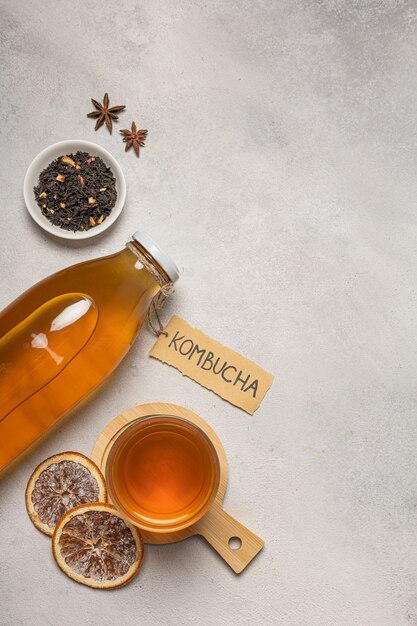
[25,452,106,536]
[52,503,143,589]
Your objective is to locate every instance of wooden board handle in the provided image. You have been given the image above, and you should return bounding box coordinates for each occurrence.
[194,505,264,574]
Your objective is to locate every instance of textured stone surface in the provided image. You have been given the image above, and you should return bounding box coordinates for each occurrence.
[1,0,417,624]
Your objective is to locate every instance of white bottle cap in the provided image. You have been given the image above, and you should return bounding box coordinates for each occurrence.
[132,231,179,283]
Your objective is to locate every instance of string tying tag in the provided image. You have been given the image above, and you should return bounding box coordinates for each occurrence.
[146,284,174,337]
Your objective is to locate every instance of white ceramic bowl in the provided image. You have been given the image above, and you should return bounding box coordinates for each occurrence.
[23,140,126,240]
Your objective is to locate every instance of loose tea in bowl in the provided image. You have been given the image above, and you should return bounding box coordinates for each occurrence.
[23,140,126,240]
[34,151,117,232]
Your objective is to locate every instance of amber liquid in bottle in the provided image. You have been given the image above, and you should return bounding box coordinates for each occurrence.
[107,416,220,532]
[0,244,161,472]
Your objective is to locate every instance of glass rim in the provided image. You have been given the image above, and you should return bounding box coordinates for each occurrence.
[105,413,221,533]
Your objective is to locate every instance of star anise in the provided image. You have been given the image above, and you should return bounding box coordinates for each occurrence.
[87,93,126,133]
[120,122,148,157]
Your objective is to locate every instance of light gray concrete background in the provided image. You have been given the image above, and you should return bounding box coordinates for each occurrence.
[1,0,417,624]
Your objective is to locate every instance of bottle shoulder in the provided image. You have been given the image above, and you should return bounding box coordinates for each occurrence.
[0,248,158,336]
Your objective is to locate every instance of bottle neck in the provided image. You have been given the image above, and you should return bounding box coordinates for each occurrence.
[125,240,174,336]
[126,240,171,287]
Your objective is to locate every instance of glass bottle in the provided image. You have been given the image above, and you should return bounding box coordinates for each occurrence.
[0,231,179,473]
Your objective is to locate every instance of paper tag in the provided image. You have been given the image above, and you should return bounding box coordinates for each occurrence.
[149,316,274,414]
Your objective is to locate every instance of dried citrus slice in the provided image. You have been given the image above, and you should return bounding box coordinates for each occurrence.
[25,452,106,536]
[52,503,143,589]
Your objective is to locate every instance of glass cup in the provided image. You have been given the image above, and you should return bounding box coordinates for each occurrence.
[105,415,221,533]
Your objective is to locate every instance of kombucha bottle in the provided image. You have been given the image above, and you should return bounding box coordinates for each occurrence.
[0,232,179,473]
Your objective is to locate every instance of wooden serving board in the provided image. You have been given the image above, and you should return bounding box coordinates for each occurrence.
[91,403,264,573]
